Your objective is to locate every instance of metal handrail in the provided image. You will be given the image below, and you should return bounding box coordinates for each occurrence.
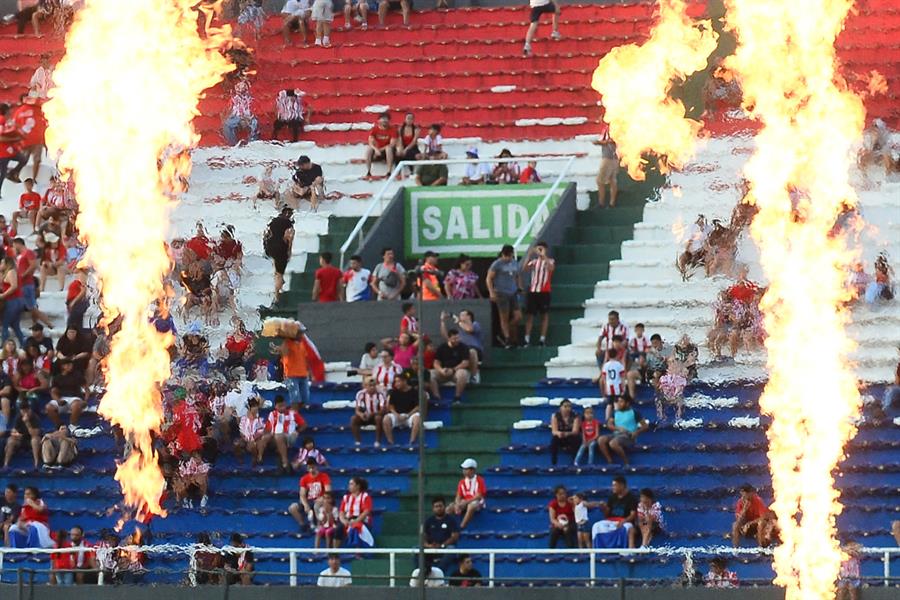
[338,155,580,268]
[2,544,897,588]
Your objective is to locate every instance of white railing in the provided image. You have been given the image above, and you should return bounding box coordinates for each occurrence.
[338,155,579,269]
[1,545,897,587]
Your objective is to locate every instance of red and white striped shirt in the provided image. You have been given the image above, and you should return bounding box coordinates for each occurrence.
[629,334,651,353]
[372,362,403,391]
[179,456,210,477]
[265,409,306,435]
[355,389,387,415]
[339,491,373,524]
[598,322,629,350]
[400,315,418,335]
[526,257,554,293]
[239,415,265,440]
[600,360,625,396]
[456,475,487,502]
[296,447,327,466]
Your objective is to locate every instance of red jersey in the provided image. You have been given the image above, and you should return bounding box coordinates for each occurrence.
[598,322,629,349]
[300,471,332,502]
[315,265,342,303]
[735,493,767,521]
[456,475,486,502]
[51,540,75,571]
[369,123,395,149]
[19,191,41,212]
[16,248,36,287]
[12,103,46,148]
[372,362,402,390]
[629,335,651,353]
[339,491,373,524]
[0,116,19,159]
[728,280,758,303]
[21,501,49,525]
[265,409,305,435]
[224,332,252,355]
[548,498,575,522]
[185,235,212,260]
[400,314,418,335]
[66,279,84,304]
[2,273,22,299]
[581,417,600,442]
[354,389,386,414]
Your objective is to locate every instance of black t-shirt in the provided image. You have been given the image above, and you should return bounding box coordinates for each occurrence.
[53,371,85,397]
[265,216,293,254]
[424,514,460,545]
[293,163,323,188]
[12,410,40,439]
[389,387,418,414]
[450,568,483,587]
[606,491,638,520]
[0,371,12,396]
[25,336,53,356]
[0,499,20,526]
[56,333,94,373]
[434,342,470,370]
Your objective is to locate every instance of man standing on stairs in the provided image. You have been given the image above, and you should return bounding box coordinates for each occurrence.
[13,238,52,330]
[263,207,294,305]
[487,244,522,348]
[523,241,554,346]
[522,0,561,57]
[594,126,619,208]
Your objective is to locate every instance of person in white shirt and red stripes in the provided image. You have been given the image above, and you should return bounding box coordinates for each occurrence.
[595,310,629,365]
[523,241,555,346]
[350,378,387,447]
[264,395,307,474]
[335,476,373,547]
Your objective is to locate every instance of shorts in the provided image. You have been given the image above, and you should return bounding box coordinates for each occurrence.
[21,283,36,311]
[525,291,551,315]
[48,397,81,413]
[610,432,634,448]
[370,145,391,160]
[387,412,419,428]
[628,352,645,363]
[493,292,519,312]
[597,157,619,185]
[269,249,289,275]
[432,368,471,385]
[356,414,380,426]
[577,522,590,534]
[312,0,333,22]
[529,1,557,22]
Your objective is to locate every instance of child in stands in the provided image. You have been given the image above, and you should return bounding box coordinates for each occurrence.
[315,491,339,549]
[628,323,650,383]
[599,349,625,421]
[12,178,41,233]
[574,405,600,466]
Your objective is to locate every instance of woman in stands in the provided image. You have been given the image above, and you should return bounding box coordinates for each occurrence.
[334,476,373,548]
[444,255,481,300]
[865,252,894,303]
[7,486,53,548]
[396,113,421,178]
[491,149,520,184]
[549,399,581,465]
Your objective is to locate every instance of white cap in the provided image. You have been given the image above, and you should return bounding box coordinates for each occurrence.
[460,458,477,470]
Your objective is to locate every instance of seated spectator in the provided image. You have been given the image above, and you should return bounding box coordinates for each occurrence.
[409,565,446,587]
[39,233,67,292]
[450,458,486,529]
[4,399,41,469]
[636,488,665,548]
[41,424,77,467]
[256,165,279,200]
[351,377,386,446]
[289,458,332,533]
[443,256,480,300]
[281,1,312,47]
[7,485,52,548]
[704,557,738,588]
[238,398,270,466]
[373,349,403,394]
[424,495,460,574]
[222,318,255,376]
[215,225,243,272]
[449,554,483,587]
[50,528,74,585]
[597,396,648,466]
[341,255,372,302]
[317,553,351,587]
[377,0,410,26]
[223,532,254,586]
[173,451,210,509]
[838,543,861,600]
[415,161,448,187]
[461,147,491,185]
[731,484,769,548]
[179,261,212,320]
[672,334,699,381]
[864,252,894,303]
[383,371,420,446]
[0,339,22,378]
[371,247,406,301]
[11,0,41,35]
[292,436,328,469]
[12,178,41,231]
[440,310,483,367]
[417,124,447,160]
[574,405,600,466]
[357,342,379,377]
[314,492,339,548]
[396,113,420,173]
[13,358,49,408]
[343,0,370,30]
[67,525,94,584]
[547,484,577,548]
[291,155,325,211]
[1,484,20,544]
[677,215,711,280]
[598,337,639,411]
[265,395,307,474]
[222,78,259,147]
[365,112,396,178]
[628,323,651,383]
[658,350,689,422]
[491,148,520,184]
[47,357,85,429]
[430,329,475,402]
[549,399,581,465]
[193,532,221,585]
[25,323,54,361]
[313,252,341,302]
[518,160,541,183]
[335,476,373,548]
[591,476,638,549]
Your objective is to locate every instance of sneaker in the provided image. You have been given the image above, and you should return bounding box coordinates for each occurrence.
[551,30,562,40]
[354,440,361,446]
[470,372,480,384]
[314,38,322,46]
[360,22,368,30]
[322,36,331,47]
[200,495,208,508]
[68,424,78,434]
[183,498,193,509]
[523,44,532,57]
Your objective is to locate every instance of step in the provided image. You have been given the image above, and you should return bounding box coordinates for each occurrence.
[554,243,623,263]
[552,263,611,283]
[569,225,636,244]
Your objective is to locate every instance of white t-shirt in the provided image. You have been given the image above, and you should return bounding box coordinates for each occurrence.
[530,0,551,7]
[409,566,446,587]
[317,567,352,587]
[601,360,625,396]
[574,500,589,525]
[465,162,492,181]
[359,352,379,372]
[283,0,311,14]
[343,267,371,302]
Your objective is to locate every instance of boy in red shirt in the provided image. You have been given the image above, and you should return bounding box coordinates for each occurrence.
[312,252,342,303]
[11,95,46,182]
[288,458,333,533]
[365,112,396,178]
[732,484,768,547]
[451,458,487,529]
[12,178,41,232]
